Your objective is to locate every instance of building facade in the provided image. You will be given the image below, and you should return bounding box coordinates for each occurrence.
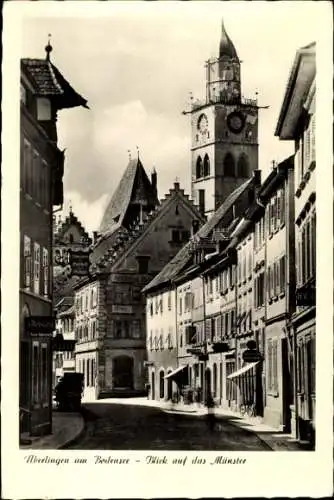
[188,20,259,218]
[73,158,204,400]
[20,44,88,438]
[144,173,261,403]
[275,42,316,443]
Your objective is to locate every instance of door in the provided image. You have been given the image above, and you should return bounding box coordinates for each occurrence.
[113,356,134,389]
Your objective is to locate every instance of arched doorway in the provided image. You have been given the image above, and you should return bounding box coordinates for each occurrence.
[167,371,173,400]
[113,355,134,389]
[151,371,155,400]
[159,370,165,400]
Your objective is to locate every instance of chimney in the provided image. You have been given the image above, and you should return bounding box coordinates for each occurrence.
[191,219,200,236]
[151,168,157,196]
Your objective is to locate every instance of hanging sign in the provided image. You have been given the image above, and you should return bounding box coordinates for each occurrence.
[68,249,92,277]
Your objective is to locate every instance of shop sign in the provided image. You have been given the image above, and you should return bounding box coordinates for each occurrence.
[26,316,55,335]
[242,349,262,363]
[68,249,92,277]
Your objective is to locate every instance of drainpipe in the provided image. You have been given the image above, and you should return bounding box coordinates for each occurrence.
[291,320,299,440]
[234,263,239,408]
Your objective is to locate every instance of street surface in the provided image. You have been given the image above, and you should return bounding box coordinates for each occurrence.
[69,402,271,451]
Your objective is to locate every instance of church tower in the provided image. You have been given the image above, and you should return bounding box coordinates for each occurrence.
[189,19,259,218]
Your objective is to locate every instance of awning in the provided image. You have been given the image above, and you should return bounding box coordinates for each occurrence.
[164,365,188,380]
[227,362,259,380]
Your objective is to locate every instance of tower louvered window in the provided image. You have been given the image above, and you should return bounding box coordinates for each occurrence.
[223,152,235,177]
[237,154,248,177]
[203,154,210,177]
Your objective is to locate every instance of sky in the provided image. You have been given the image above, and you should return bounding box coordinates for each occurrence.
[19,1,328,234]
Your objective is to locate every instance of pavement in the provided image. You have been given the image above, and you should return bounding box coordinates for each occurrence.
[91,397,312,451]
[20,410,85,450]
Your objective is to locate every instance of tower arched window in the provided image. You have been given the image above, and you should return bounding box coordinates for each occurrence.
[203,154,210,177]
[223,152,235,177]
[237,154,249,178]
[196,156,203,179]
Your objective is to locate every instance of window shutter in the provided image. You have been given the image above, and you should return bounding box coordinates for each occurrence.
[277,191,281,226]
[273,339,278,393]
[311,115,316,162]
[268,339,273,392]
[205,319,211,340]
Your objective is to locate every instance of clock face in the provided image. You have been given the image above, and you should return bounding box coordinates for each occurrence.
[227,111,245,134]
[197,114,208,134]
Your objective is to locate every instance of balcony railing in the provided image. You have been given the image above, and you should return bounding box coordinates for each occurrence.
[189,95,258,112]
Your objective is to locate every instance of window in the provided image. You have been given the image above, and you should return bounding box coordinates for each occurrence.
[237,154,248,177]
[33,242,40,295]
[255,272,265,307]
[198,189,205,215]
[137,256,150,274]
[310,114,316,163]
[279,256,286,295]
[132,320,141,339]
[41,343,48,404]
[225,312,229,335]
[42,248,49,297]
[267,338,278,395]
[304,125,311,171]
[37,97,51,121]
[32,149,40,201]
[196,156,203,179]
[203,154,210,177]
[209,317,215,342]
[23,139,31,194]
[32,342,39,405]
[167,292,172,311]
[23,235,31,289]
[20,83,27,104]
[230,310,235,334]
[172,230,180,243]
[224,152,235,177]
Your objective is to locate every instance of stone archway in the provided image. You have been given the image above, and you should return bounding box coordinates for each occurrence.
[113,355,134,390]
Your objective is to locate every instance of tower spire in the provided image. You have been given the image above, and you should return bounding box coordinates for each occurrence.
[219,18,238,60]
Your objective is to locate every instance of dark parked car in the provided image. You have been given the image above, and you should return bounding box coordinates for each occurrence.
[55,373,84,412]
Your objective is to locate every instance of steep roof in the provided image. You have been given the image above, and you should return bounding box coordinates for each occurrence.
[99,158,159,234]
[21,58,88,110]
[143,177,253,293]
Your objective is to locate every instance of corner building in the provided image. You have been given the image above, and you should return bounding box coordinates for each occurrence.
[74,158,203,400]
[20,45,88,437]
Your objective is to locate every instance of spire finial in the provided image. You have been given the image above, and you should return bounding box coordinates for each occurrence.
[69,200,73,214]
[136,145,140,160]
[45,33,53,61]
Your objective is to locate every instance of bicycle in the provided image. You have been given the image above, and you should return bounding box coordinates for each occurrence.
[239,401,256,418]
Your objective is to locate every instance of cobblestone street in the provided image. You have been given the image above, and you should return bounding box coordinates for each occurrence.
[69,402,271,451]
